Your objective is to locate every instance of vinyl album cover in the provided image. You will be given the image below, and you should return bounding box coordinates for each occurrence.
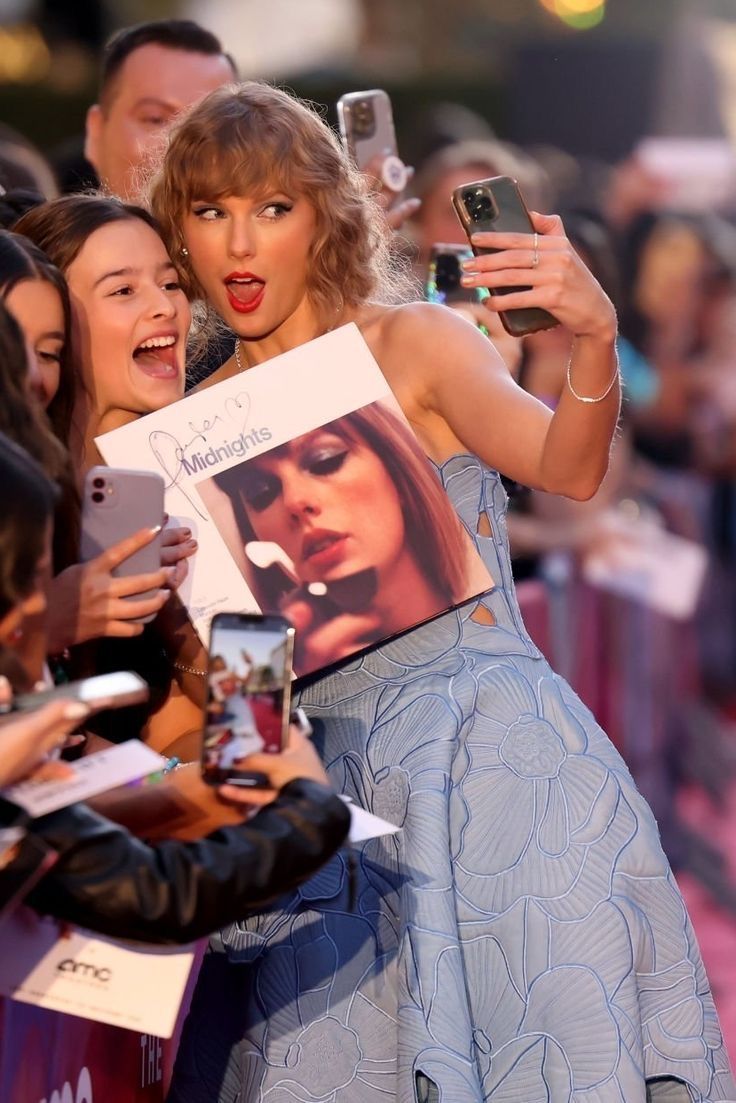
[97,324,494,677]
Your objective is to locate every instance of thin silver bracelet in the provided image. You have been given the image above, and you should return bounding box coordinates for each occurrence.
[566,358,620,405]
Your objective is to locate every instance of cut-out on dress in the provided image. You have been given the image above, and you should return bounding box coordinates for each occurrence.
[169,454,735,1103]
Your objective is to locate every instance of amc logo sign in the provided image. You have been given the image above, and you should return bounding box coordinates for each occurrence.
[57,958,112,983]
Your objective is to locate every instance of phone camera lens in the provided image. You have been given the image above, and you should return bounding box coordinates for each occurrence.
[352,100,375,138]
[91,491,105,503]
[92,477,105,489]
[463,187,494,223]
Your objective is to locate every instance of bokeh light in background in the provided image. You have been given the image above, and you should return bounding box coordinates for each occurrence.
[0,0,49,81]
[538,0,606,31]
[0,23,49,81]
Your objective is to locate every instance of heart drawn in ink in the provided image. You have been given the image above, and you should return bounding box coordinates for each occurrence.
[224,391,251,439]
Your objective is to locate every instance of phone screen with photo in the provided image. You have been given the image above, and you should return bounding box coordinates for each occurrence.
[202,613,294,784]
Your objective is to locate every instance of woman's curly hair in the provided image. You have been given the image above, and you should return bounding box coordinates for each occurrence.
[149,81,408,330]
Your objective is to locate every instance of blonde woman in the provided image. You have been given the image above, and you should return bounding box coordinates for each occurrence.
[151,84,733,1103]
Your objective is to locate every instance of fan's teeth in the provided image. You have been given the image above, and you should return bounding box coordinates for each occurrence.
[138,336,176,350]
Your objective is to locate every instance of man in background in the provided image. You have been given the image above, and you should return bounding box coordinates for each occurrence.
[58,19,235,199]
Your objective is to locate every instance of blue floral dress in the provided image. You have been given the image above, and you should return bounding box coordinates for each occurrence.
[169,455,735,1103]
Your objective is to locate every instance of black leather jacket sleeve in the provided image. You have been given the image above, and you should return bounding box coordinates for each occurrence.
[2,780,350,944]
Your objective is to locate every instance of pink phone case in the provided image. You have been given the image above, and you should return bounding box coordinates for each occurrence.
[80,467,165,622]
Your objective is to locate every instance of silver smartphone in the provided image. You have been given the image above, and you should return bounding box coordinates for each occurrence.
[80,466,165,622]
[337,89,399,172]
[12,671,150,714]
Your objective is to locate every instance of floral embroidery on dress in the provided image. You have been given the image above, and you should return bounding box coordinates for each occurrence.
[169,456,734,1103]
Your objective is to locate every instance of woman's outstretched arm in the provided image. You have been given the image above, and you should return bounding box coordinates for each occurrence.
[386,211,619,502]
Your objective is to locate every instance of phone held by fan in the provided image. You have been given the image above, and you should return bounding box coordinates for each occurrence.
[336,89,408,194]
[425,243,489,306]
[80,466,165,623]
[201,612,295,787]
[451,175,557,337]
[12,671,150,714]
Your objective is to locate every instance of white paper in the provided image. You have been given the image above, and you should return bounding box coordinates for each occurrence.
[341,797,401,843]
[2,741,166,818]
[582,523,708,621]
[0,908,196,1037]
[95,324,493,676]
[96,325,392,644]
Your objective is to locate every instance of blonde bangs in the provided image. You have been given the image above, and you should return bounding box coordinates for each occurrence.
[164,110,301,209]
[176,147,285,207]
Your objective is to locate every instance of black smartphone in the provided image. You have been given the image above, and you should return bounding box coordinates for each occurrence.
[425,243,489,306]
[451,175,557,337]
[201,612,295,787]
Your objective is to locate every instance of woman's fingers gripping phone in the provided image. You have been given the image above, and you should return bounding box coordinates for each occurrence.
[47,527,173,649]
[217,726,330,806]
[160,525,198,589]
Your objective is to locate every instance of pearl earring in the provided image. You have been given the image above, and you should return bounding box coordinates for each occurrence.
[181,246,189,257]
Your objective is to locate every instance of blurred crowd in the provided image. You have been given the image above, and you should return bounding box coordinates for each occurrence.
[408,115,736,922]
[1,10,736,1092]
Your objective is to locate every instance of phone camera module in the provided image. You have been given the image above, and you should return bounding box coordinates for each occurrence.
[91,491,105,503]
[92,476,105,489]
[352,99,376,139]
[463,187,495,223]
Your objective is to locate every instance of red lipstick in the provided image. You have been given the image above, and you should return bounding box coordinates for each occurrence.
[224,271,266,315]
